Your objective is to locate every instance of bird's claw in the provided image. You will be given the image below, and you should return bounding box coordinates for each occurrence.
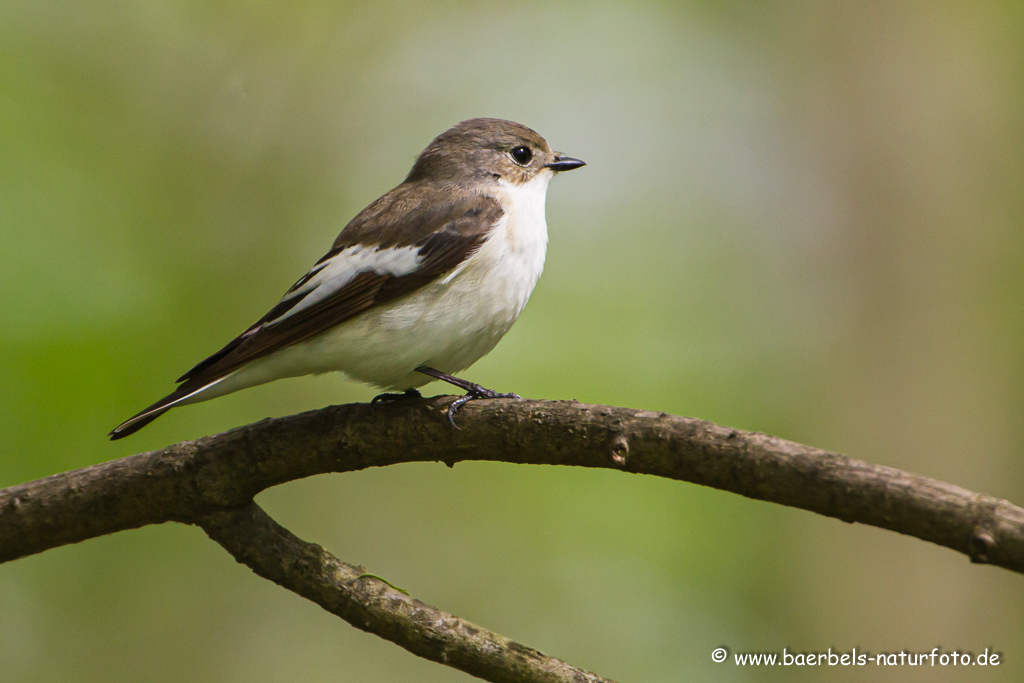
[370,388,422,413]
[446,386,520,428]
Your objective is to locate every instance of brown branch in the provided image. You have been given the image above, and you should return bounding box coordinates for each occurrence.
[3,395,1024,680]
[199,502,612,683]
[3,397,1023,571]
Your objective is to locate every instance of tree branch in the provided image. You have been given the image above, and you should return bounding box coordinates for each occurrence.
[199,502,612,683]
[3,397,1022,571]
[3,396,1024,680]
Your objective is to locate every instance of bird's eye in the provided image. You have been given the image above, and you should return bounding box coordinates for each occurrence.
[510,146,533,165]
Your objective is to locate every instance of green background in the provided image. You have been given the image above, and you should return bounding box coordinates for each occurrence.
[2,1,1023,681]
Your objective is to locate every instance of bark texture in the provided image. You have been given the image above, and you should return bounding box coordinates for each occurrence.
[3,396,1024,680]
[3,396,1022,570]
[200,503,612,682]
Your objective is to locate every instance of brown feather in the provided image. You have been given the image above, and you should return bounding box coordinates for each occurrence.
[173,191,503,393]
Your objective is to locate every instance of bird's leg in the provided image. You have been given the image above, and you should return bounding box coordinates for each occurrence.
[415,366,520,428]
[370,387,422,411]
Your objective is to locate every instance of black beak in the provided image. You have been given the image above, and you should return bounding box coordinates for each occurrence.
[546,154,586,172]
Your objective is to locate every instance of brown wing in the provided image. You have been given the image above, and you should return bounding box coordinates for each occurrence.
[174,189,503,392]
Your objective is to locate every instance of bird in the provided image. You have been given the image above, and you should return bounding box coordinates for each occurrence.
[110,118,585,439]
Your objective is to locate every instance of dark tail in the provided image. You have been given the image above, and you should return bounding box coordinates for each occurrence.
[108,388,191,440]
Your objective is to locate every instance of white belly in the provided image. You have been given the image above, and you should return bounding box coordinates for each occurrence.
[205,174,551,396]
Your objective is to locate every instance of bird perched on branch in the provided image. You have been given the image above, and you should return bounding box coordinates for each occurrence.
[111,118,585,439]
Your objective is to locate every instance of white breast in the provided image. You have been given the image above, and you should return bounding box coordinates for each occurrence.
[361,172,553,387]
[454,173,551,310]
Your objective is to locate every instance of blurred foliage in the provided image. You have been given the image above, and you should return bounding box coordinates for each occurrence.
[2,1,1023,681]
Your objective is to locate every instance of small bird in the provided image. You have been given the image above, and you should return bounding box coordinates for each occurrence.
[110,118,584,439]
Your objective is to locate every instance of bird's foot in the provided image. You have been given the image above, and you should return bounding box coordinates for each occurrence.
[370,388,422,412]
[412,367,520,428]
[446,384,520,429]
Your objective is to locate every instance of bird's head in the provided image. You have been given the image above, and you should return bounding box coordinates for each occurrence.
[405,118,585,186]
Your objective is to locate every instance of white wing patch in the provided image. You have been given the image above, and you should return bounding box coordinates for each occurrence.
[266,245,422,326]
